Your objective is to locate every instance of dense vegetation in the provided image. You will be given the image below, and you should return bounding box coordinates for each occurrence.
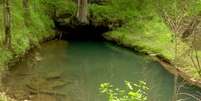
[56,0,201,79]
[0,0,201,100]
[0,0,53,68]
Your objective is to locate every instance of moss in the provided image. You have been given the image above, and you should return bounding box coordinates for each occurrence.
[0,0,55,66]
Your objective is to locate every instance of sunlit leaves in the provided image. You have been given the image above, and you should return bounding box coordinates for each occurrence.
[99,81,149,101]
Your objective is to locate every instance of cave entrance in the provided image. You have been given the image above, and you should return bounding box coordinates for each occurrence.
[54,20,111,41]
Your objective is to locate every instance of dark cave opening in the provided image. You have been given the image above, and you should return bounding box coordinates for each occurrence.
[54,19,111,41]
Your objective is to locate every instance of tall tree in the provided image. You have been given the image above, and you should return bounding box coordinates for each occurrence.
[23,0,31,27]
[76,0,88,23]
[3,0,11,49]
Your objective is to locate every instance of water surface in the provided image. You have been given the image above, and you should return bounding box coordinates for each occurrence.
[1,40,200,101]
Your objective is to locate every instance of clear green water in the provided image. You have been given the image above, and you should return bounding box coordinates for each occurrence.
[1,40,200,101]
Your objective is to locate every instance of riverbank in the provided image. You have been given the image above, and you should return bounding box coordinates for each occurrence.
[155,57,201,88]
[0,1,56,70]
[0,1,58,100]
[88,0,201,89]
[104,29,201,88]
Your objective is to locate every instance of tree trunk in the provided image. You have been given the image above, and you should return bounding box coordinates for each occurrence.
[3,0,11,49]
[23,0,31,27]
[76,0,88,24]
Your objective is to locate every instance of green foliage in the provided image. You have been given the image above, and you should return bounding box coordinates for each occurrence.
[100,81,149,101]
[38,0,76,17]
[0,0,59,66]
[157,0,201,16]
[89,0,149,25]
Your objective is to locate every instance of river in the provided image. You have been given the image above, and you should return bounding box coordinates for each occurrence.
[0,40,200,101]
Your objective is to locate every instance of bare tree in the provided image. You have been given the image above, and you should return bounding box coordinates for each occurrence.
[76,0,88,23]
[3,0,11,49]
[181,18,200,39]
[188,21,201,77]
[157,1,201,100]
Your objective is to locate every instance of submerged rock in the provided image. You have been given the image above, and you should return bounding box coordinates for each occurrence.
[45,71,63,80]
[25,72,68,99]
[49,80,67,89]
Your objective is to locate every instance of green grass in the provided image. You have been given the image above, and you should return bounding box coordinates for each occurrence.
[104,17,174,59]
[87,0,175,59]
[86,0,172,57]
